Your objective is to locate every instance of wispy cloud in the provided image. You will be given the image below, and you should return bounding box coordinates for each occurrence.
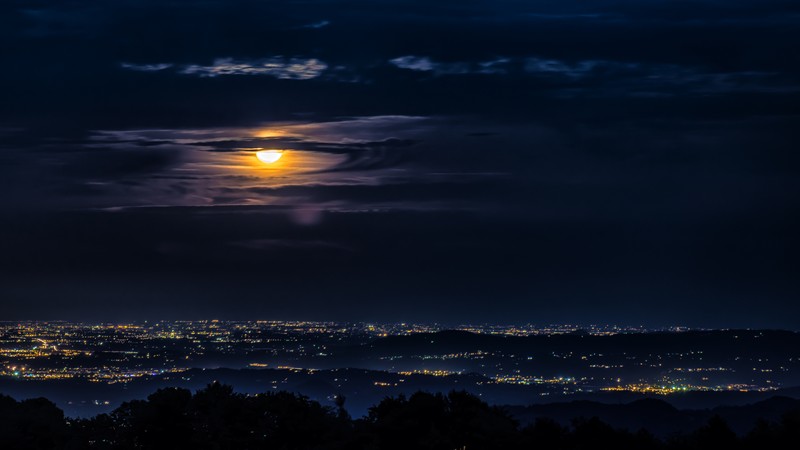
[302,20,330,29]
[121,57,328,80]
[120,62,173,72]
[523,58,604,78]
[390,55,625,79]
[390,56,510,75]
[388,55,796,95]
[390,56,438,72]
[180,57,327,79]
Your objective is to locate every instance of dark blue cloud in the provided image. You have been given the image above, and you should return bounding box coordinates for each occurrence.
[0,0,798,326]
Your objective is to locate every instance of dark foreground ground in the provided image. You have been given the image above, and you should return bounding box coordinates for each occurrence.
[2,384,799,450]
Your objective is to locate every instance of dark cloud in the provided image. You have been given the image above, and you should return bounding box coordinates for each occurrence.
[218,178,509,206]
[1,205,797,327]
[2,1,799,130]
[0,0,798,326]
[60,148,181,178]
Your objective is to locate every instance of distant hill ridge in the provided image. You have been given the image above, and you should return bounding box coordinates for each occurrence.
[505,396,800,437]
[365,329,800,355]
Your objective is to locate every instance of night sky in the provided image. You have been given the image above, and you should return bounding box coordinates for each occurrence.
[1,1,798,327]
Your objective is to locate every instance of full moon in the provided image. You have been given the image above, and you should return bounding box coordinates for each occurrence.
[256,150,283,164]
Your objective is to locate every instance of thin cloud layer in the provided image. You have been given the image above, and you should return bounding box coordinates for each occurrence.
[390,56,510,75]
[180,57,328,79]
[121,57,328,80]
[120,63,173,72]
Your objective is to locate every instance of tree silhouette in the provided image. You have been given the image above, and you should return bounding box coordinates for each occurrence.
[0,394,69,450]
[363,391,517,450]
[0,387,798,450]
[689,415,739,450]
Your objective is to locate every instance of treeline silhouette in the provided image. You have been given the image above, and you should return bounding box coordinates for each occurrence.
[1,383,798,450]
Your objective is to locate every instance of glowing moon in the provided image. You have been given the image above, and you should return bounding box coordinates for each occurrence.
[256,150,283,164]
